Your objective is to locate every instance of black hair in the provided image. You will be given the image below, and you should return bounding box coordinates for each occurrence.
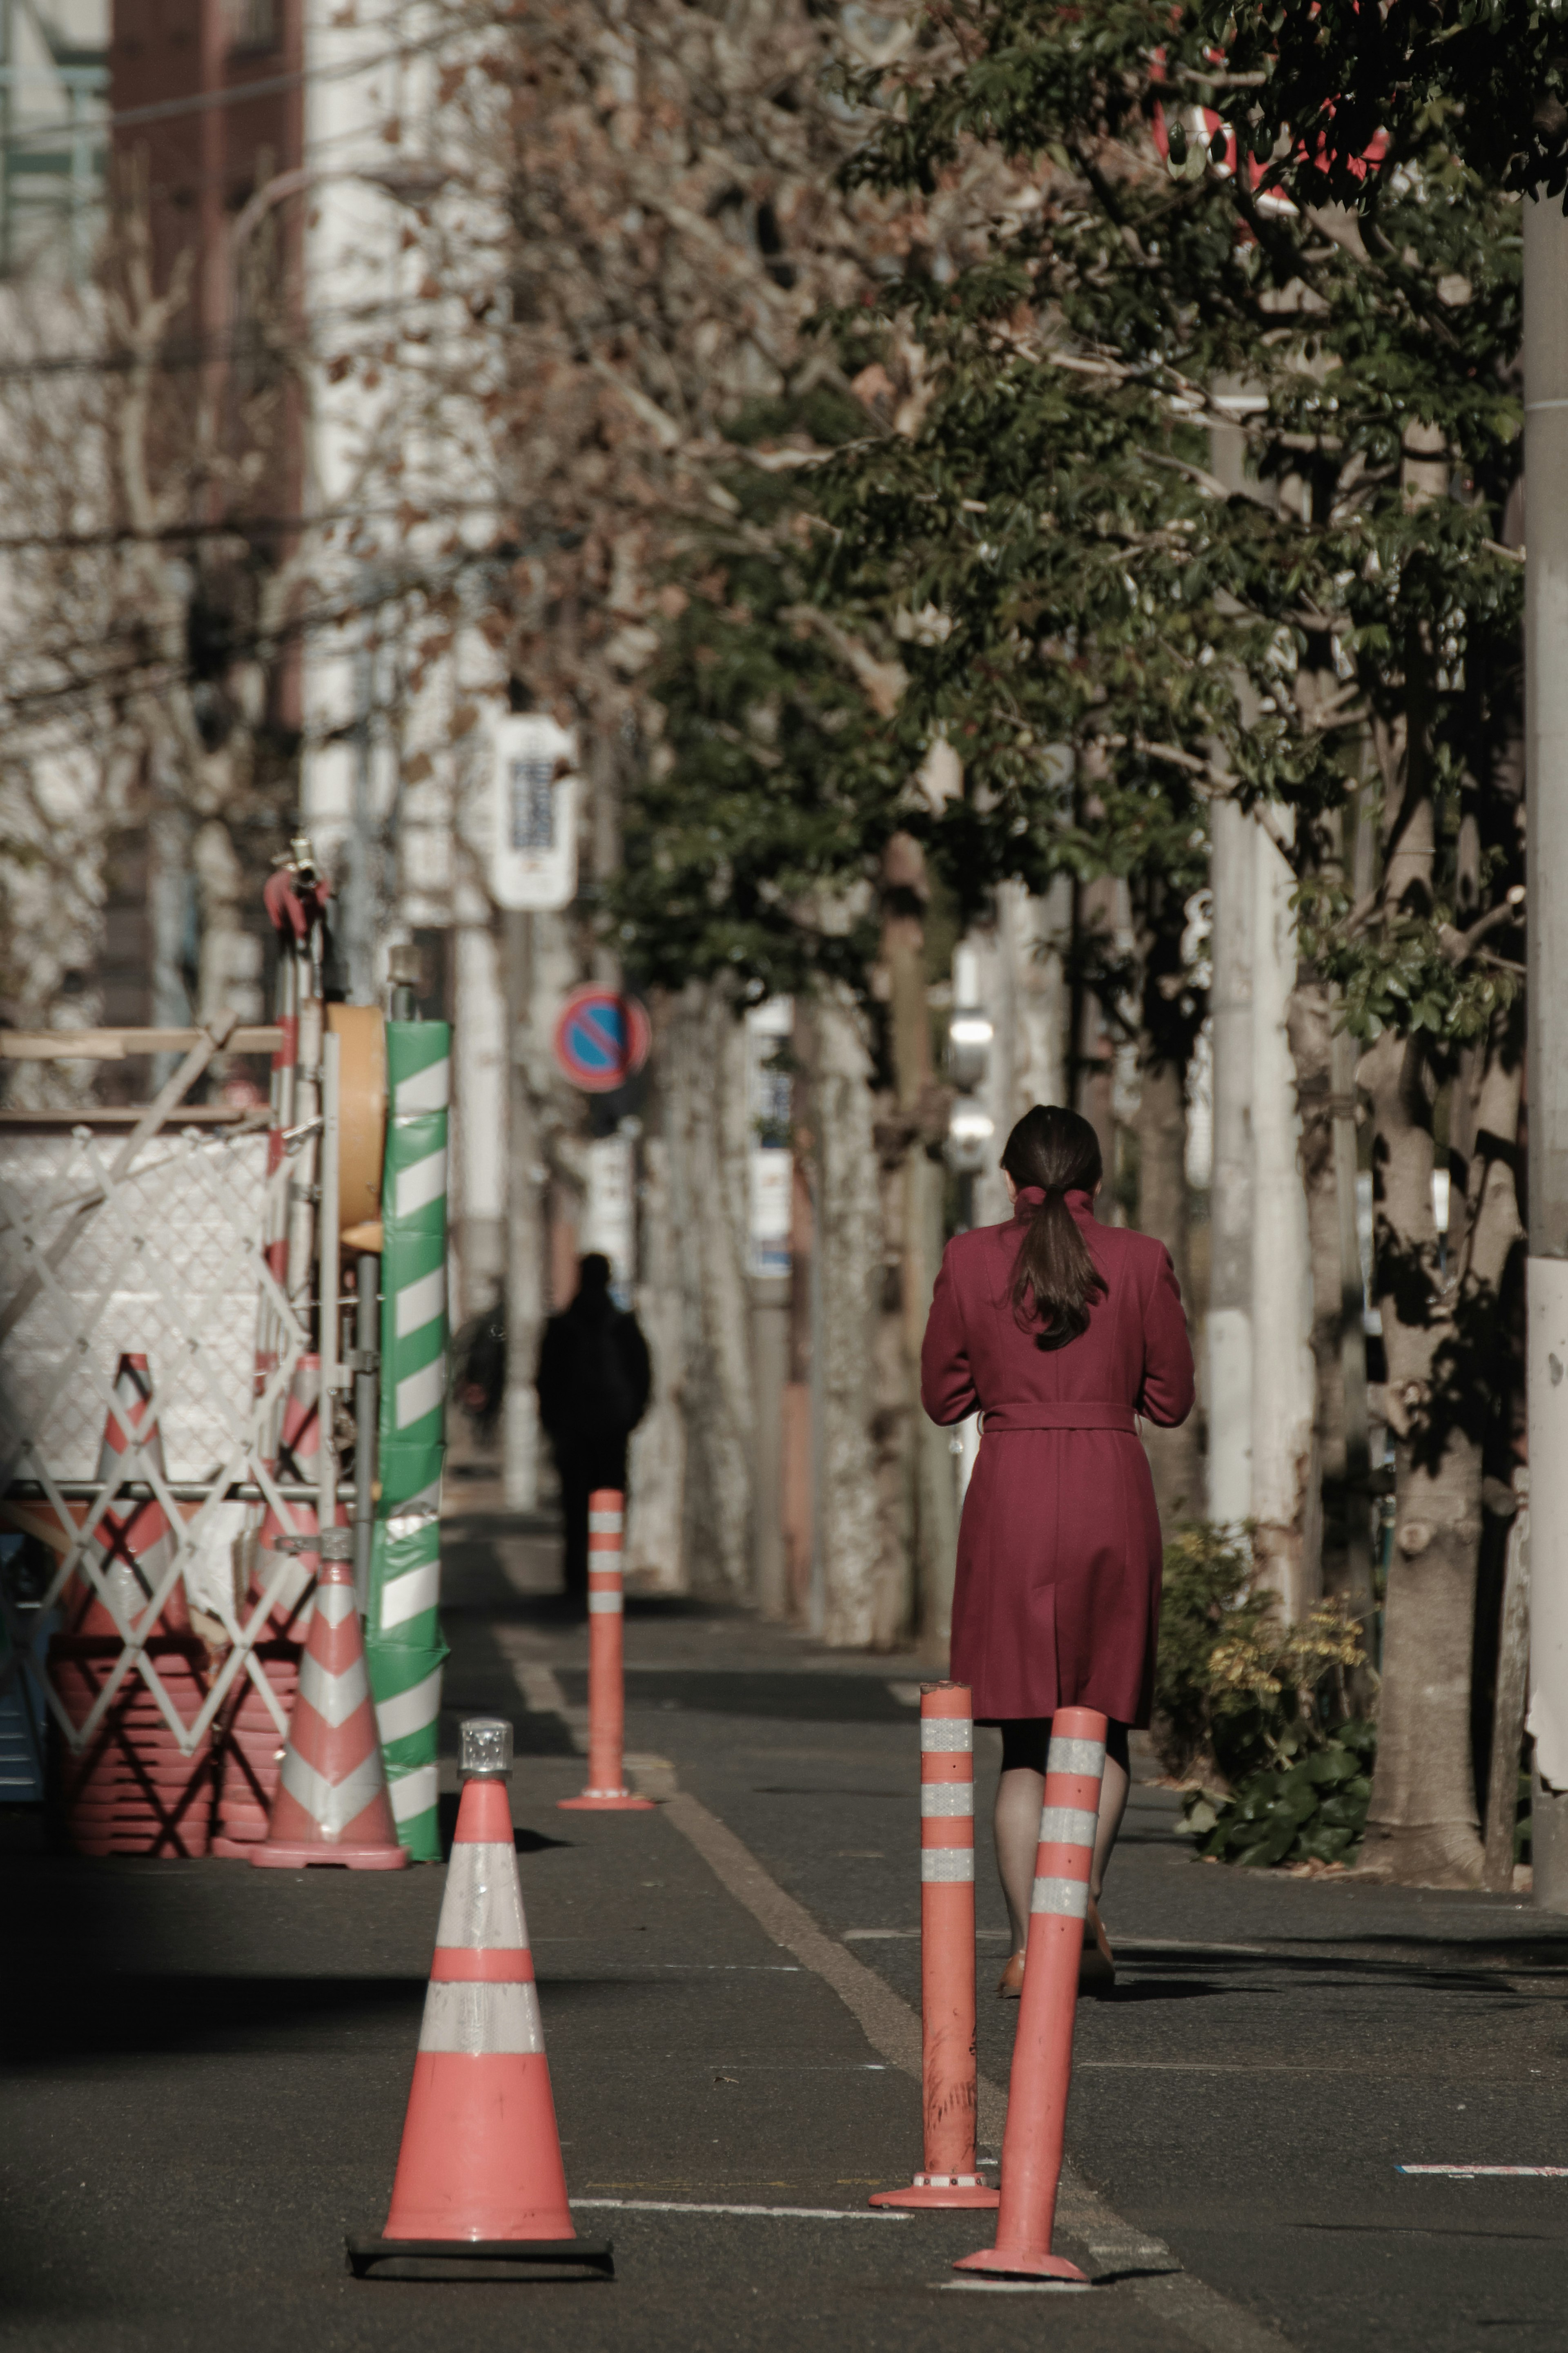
[999,1105,1107,1350]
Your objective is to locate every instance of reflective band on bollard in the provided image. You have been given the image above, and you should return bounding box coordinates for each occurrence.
[558,1488,655,1813]
[953,1704,1107,2279]
[871,1683,999,2211]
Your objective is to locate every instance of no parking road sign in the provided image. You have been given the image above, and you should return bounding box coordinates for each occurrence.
[552,987,652,1095]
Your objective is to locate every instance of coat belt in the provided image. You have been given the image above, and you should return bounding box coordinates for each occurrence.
[980,1402,1137,1434]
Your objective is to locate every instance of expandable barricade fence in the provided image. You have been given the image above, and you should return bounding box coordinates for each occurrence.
[0,1020,355,1854]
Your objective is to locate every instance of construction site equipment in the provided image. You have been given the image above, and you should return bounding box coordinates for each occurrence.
[953,1707,1108,2282]
[0,1020,318,1810]
[347,1715,613,2280]
[559,1490,653,1812]
[250,1545,406,1869]
[211,1355,332,1856]
[363,1019,452,1862]
[871,1683,998,2210]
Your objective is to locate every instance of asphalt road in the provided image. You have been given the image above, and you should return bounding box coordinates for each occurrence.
[5,1498,1568,2352]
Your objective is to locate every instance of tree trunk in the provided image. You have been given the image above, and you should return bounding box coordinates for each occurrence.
[967,878,1071,1229]
[815,990,887,1645]
[1136,1049,1202,1519]
[624,1121,688,1592]
[1359,1032,1486,1883]
[1286,966,1348,1604]
[664,981,756,1597]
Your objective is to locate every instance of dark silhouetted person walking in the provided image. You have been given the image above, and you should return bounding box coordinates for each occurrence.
[536,1253,652,1612]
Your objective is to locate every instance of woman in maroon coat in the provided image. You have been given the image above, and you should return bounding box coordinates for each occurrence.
[920,1104,1194,1993]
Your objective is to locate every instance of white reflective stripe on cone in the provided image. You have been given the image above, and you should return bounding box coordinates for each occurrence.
[920,1782,974,1817]
[1046,1735,1106,1777]
[1038,1805,1100,1846]
[435,1840,531,1949]
[297,1651,370,1729]
[1031,1873,1090,1918]
[588,1590,623,1615]
[419,1979,545,2056]
[281,1747,385,1833]
[314,1581,357,1628]
[920,1720,973,1753]
[588,1512,624,1533]
[920,1849,975,1882]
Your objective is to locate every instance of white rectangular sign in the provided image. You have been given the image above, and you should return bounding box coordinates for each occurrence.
[489,713,579,910]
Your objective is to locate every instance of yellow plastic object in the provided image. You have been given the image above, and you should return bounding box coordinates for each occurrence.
[325,1005,388,1236]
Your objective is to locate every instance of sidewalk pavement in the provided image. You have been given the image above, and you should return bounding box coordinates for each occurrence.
[4,1494,1567,2353]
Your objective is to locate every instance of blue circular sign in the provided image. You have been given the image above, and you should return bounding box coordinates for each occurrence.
[552,987,652,1094]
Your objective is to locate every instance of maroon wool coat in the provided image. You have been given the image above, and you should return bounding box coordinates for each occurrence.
[920,1185,1195,1729]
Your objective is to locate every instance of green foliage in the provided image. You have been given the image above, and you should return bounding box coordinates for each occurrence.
[1154,1520,1371,1825]
[1153,1522,1273,1781]
[1183,1722,1378,1869]
[820,0,1526,1036]
[618,0,1528,1062]
[612,421,908,1001]
[1205,1,1568,209]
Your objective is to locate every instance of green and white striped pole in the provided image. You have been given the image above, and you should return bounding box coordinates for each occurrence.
[364,1020,451,1861]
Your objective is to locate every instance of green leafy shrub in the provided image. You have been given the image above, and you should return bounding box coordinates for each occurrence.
[1153,1524,1273,1782]
[1182,1722,1377,1869]
[1156,1520,1378,1867]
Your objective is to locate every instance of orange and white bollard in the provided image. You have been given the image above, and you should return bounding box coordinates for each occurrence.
[872,1682,999,2210]
[558,1489,654,1813]
[953,1705,1108,2281]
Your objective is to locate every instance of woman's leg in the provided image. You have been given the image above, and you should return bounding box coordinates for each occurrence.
[1089,1721,1132,1903]
[994,1720,1051,1954]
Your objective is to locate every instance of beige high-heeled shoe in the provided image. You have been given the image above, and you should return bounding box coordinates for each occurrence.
[997,1905,1116,2000]
[1080,1898,1116,1992]
[996,1950,1026,1998]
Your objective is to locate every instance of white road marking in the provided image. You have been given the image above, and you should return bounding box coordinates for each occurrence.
[570,2199,909,2222]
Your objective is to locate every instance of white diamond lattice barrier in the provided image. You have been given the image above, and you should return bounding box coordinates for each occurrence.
[0,1107,319,1784]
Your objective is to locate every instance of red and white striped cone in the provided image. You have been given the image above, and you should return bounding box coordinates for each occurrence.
[346,1717,613,2278]
[872,1683,999,2209]
[212,1357,335,1855]
[558,1491,653,1812]
[69,1354,189,1639]
[249,1549,407,1870]
[953,1707,1108,2282]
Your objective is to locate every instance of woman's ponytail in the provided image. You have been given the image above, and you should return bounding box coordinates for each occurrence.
[1001,1106,1107,1352]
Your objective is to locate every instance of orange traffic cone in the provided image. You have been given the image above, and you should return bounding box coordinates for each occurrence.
[953,1706,1109,2282]
[250,1550,407,1870]
[346,1717,614,2280]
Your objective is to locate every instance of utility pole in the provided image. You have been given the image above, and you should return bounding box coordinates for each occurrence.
[489,708,577,1516]
[1525,192,1568,1910]
[503,908,542,1512]
[1250,811,1314,1621]
[1207,797,1255,1523]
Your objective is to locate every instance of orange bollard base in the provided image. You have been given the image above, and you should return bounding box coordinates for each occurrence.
[871,2176,1000,2210]
[251,1838,409,1869]
[557,1789,656,1811]
[951,2246,1089,2283]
